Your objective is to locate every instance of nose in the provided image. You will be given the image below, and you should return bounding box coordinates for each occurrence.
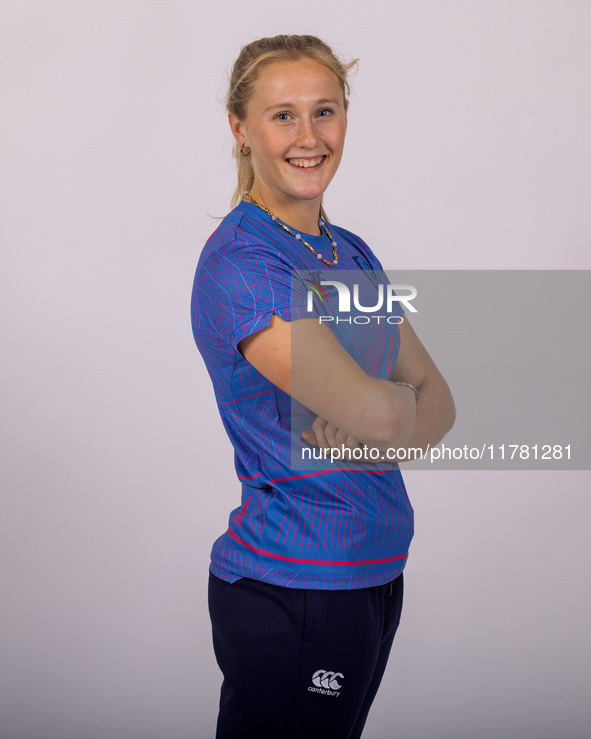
[295,116,319,149]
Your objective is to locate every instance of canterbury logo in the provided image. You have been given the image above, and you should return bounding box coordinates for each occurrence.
[312,670,344,690]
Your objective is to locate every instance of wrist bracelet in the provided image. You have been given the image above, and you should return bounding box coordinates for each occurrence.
[392,381,419,405]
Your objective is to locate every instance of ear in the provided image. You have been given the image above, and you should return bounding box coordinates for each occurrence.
[228,113,247,146]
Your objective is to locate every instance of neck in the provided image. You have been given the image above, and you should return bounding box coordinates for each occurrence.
[248,186,322,236]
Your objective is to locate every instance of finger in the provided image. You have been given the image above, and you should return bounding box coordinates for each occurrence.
[333,428,351,448]
[301,417,329,449]
[313,425,330,450]
[301,429,318,446]
[310,416,331,449]
[323,422,340,448]
[311,416,328,435]
[344,435,363,451]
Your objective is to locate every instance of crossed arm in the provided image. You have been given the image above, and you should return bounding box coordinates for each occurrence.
[238,314,455,460]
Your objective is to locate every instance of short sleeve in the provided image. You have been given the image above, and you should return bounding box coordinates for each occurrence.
[192,232,302,350]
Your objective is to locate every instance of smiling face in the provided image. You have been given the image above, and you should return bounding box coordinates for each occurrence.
[230,57,348,225]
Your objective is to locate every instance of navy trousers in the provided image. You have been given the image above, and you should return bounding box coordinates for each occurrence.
[208,572,404,739]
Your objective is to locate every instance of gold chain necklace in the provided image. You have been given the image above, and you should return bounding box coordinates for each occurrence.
[242,192,338,267]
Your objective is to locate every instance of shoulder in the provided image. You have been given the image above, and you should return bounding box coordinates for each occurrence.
[198,205,252,267]
[192,203,296,313]
[198,202,292,275]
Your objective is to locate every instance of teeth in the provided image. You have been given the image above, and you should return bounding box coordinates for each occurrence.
[288,157,323,168]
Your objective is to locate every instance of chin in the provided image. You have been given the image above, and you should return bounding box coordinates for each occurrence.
[286,182,330,202]
[290,191,325,202]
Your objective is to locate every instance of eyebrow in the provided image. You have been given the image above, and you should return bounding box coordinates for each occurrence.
[263,98,342,113]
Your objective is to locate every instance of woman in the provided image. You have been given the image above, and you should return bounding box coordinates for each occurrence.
[191,34,455,739]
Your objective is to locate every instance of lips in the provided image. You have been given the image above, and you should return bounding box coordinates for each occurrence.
[286,156,326,169]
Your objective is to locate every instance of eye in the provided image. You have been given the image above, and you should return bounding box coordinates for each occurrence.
[274,112,292,121]
[316,107,335,118]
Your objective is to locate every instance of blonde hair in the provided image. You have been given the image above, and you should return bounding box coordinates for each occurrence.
[227,34,358,219]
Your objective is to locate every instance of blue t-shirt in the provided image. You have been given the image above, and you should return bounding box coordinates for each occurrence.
[191,200,413,589]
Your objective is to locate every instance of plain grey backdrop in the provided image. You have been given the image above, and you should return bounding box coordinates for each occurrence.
[1,1,590,738]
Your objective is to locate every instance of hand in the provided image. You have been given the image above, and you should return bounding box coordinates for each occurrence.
[301,416,363,453]
[301,416,392,465]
